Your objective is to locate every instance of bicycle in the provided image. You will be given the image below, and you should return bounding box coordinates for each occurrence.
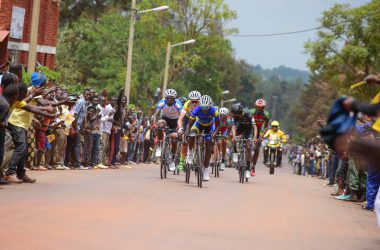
[210,135,226,178]
[173,136,182,175]
[157,127,178,179]
[185,132,210,188]
[234,138,251,184]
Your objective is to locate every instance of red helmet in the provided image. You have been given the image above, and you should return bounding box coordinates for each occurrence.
[255,99,266,107]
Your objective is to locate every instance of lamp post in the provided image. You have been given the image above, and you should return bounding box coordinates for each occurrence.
[27,0,41,73]
[223,98,237,104]
[220,90,230,107]
[162,39,196,98]
[124,0,169,105]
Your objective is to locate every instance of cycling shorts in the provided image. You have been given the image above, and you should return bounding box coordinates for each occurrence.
[162,116,178,130]
[182,116,189,131]
[190,121,214,141]
[236,125,252,139]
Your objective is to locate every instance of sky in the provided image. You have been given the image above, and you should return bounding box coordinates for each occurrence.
[224,0,371,71]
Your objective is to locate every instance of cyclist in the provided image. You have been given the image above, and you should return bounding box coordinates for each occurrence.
[153,89,182,171]
[214,107,232,171]
[231,103,257,179]
[250,99,270,176]
[263,121,287,167]
[178,96,188,106]
[186,95,220,181]
[177,91,201,171]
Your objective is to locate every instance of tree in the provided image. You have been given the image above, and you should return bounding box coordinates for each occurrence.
[304,0,380,100]
[291,0,380,139]
[56,0,244,110]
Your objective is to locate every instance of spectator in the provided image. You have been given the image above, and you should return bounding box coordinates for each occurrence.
[98,95,115,168]
[0,84,19,185]
[5,82,55,183]
[73,88,91,169]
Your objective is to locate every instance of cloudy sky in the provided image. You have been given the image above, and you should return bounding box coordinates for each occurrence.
[224,0,370,71]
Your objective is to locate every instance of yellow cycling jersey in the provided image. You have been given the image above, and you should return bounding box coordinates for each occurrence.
[372,91,380,132]
[263,129,287,146]
[181,100,197,118]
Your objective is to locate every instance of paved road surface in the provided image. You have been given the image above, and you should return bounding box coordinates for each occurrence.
[0,163,379,250]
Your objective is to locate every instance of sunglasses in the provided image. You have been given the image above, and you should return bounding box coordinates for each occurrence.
[191,100,199,104]
[200,105,210,110]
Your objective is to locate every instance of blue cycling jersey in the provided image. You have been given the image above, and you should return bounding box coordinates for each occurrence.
[156,99,182,119]
[190,106,220,126]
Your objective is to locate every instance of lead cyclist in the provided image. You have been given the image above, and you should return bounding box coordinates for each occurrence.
[153,89,182,171]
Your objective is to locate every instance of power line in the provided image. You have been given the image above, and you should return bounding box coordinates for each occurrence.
[225,10,380,37]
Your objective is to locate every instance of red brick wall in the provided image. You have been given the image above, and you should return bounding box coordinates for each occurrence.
[0,0,60,69]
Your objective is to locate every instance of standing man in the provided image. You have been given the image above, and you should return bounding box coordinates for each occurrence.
[0,85,19,184]
[73,88,91,169]
[97,95,115,168]
[250,99,270,176]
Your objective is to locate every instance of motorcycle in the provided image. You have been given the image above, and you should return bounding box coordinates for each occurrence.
[265,136,282,175]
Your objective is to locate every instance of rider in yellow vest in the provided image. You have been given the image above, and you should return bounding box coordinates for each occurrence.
[263,121,287,167]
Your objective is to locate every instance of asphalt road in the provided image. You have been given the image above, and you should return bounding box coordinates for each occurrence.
[0,163,379,250]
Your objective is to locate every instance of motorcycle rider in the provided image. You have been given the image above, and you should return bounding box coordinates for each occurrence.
[263,121,287,167]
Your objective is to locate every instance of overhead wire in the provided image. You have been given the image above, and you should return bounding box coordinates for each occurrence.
[225,10,380,37]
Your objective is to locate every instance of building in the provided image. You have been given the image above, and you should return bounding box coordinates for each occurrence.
[0,0,60,69]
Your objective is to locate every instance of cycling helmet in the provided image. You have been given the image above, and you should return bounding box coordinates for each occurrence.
[271,121,280,127]
[164,89,177,98]
[178,96,187,105]
[188,90,201,100]
[255,99,266,107]
[219,107,229,115]
[199,95,213,109]
[231,103,244,114]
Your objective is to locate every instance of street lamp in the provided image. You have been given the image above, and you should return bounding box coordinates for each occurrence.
[162,39,196,98]
[220,90,231,107]
[223,98,237,104]
[124,1,169,105]
[139,5,170,14]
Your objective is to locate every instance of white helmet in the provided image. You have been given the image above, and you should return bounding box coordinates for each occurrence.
[188,90,201,100]
[199,95,213,108]
[164,89,177,98]
[219,107,229,115]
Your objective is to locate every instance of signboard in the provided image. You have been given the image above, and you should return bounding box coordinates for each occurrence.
[10,6,25,39]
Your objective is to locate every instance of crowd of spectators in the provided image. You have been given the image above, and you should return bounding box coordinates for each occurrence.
[0,64,157,186]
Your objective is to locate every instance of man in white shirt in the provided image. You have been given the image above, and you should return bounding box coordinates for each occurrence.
[97,96,115,167]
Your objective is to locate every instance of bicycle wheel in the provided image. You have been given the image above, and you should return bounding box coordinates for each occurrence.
[160,142,165,179]
[196,145,203,188]
[185,163,191,184]
[163,141,170,179]
[215,162,220,178]
[239,166,244,184]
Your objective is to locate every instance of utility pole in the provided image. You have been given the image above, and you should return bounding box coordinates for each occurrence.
[124,0,136,106]
[27,0,41,73]
[161,42,171,98]
[271,95,278,120]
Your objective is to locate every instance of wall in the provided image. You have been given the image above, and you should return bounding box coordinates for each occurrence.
[0,0,60,69]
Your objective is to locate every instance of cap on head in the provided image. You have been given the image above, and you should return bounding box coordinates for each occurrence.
[30,72,47,87]
[271,121,280,127]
